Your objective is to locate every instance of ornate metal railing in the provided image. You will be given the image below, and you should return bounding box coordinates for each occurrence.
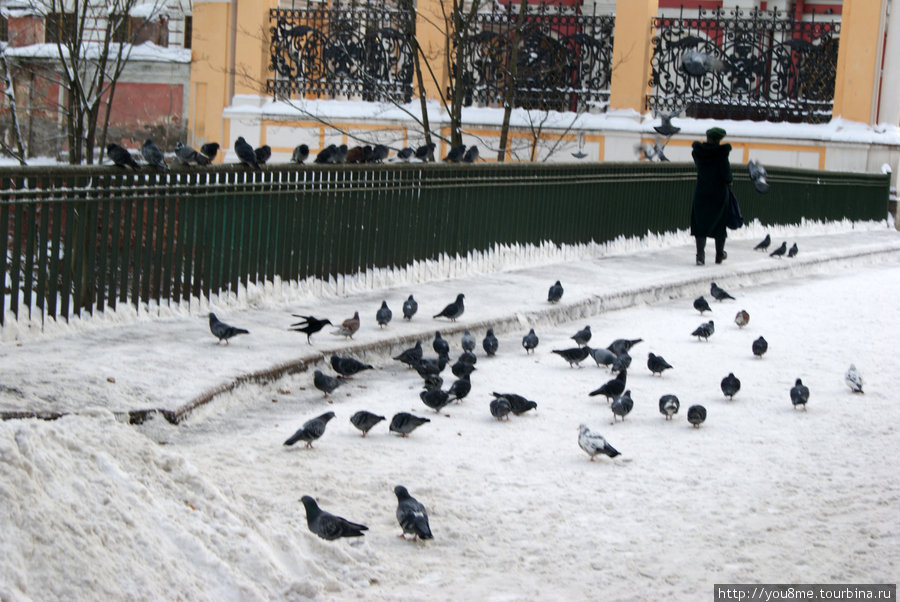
[648,7,840,124]
[460,2,614,112]
[267,1,414,103]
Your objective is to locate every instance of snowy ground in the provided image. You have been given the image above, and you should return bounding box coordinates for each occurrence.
[1,223,899,601]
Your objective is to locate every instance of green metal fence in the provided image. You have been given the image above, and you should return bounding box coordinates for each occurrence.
[1,162,889,326]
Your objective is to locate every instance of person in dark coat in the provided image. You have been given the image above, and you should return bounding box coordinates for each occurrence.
[691,127,732,265]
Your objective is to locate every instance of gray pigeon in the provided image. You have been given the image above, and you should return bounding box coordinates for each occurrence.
[389,412,431,437]
[458,350,477,366]
[208,312,249,344]
[693,296,712,314]
[607,338,642,356]
[402,294,418,320]
[234,136,260,170]
[788,243,798,258]
[420,388,452,413]
[461,329,476,353]
[589,370,627,402]
[300,495,368,540]
[394,341,423,368]
[611,351,632,373]
[450,360,476,379]
[414,143,436,162]
[254,145,271,165]
[589,347,616,369]
[754,234,771,251]
[692,320,715,342]
[770,242,787,258]
[396,147,414,161]
[107,143,140,170]
[443,144,466,162]
[522,328,539,354]
[647,352,673,376]
[490,397,511,421]
[199,142,220,164]
[492,392,537,415]
[681,49,725,76]
[284,411,336,447]
[482,328,499,356]
[687,404,707,428]
[313,370,343,397]
[394,485,433,540]
[571,325,592,347]
[653,110,681,137]
[141,138,167,171]
[752,336,768,358]
[349,410,385,437]
[659,394,680,420]
[422,374,443,392]
[371,144,390,163]
[433,294,465,321]
[790,378,810,411]
[721,373,741,399]
[448,374,472,402]
[315,144,337,164]
[710,282,735,301]
[174,141,201,165]
[552,347,591,368]
[845,364,864,394]
[433,331,450,356]
[291,144,310,164]
[611,390,634,421]
[376,301,392,328]
[748,159,770,194]
[330,355,373,378]
[578,424,620,461]
[462,145,479,163]
[548,280,564,303]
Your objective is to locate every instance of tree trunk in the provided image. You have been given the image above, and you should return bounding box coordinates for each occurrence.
[497,0,528,162]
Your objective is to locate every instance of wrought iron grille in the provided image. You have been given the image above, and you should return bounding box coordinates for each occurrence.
[648,7,840,124]
[458,2,614,112]
[268,1,414,103]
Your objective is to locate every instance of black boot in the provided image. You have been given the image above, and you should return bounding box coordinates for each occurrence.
[715,238,727,264]
[695,236,706,265]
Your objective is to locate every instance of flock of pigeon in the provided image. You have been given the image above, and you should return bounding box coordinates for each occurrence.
[106,138,480,172]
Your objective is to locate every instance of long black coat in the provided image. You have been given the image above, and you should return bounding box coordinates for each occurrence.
[690,141,733,239]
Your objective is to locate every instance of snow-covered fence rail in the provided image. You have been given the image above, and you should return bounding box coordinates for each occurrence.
[0,162,889,327]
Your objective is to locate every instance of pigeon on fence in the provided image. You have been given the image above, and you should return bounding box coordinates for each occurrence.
[141,138,168,171]
[234,136,260,170]
[198,142,220,164]
[107,143,140,170]
[291,144,310,164]
[254,145,271,165]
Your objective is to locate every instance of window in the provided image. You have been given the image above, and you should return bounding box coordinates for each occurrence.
[184,15,191,49]
[110,13,133,44]
[44,12,77,44]
[0,16,8,42]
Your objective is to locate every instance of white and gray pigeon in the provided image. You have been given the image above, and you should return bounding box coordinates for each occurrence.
[141,138,168,171]
[461,329,476,353]
[482,328,499,356]
[589,347,616,369]
[658,395,680,420]
[284,411,336,448]
[174,141,201,165]
[489,397,512,421]
[548,280,564,303]
[208,312,249,344]
[376,301,392,328]
[433,293,465,321]
[571,325,592,347]
[291,144,310,164]
[394,485,433,540]
[578,424,621,461]
[692,320,715,342]
[611,390,634,421]
[653,110,681,137]
[845,364,864,394]
[748,159,770,194]
[402,294,418,320]
[790,378,810,411]
[300,495,368,540]
[681,49,725,76]
[522,328,539,354]
[313,370,343,397]
[687,404,707,427]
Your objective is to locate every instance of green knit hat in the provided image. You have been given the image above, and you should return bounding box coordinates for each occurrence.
[706,127,727,141]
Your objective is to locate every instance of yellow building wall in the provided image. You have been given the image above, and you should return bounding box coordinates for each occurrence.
[189,1,231,152]
[609,0,659,113]
[832,0,884,123]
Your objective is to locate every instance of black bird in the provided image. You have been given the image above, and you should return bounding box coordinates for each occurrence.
[208,312,249,344]
[141,138,167,171]
[611,351,632,373]
[770,242,787,258]
[291,144,310,164]
[415,354,449,379]
[681,49,724,76]
[448,374,472,402]
[691,320,715,341]
[330,355,374,378]
[422,374,443,392]
[175,141,201,165]
[284,411,336,448]
[710,282,735,301]
[548,280,564,303]
[611,390,634,422]
[234,136,260,170]
[313,370,343,397]
[721,373,741,399]
[659,394,680,420]
[461,329,476,353]
[433,294,465,321]
[493,392,537,416]
[462,145,479,163]
[420,388,452,413]
[607,338,642,356]
[754,234,771,251]
[490,397,511,421]
[482,328,499,356]
[254,144,271,165]
[396,147,414,161]
[522,328,539,354]
[578,424,621,461]
[199,142,220,164]
[371,144,390,163]
[589,347,616,369]
[349,411,385,437]
[315,144,337,164]
[402,294,418,320]
[376,300,392,328]
[433,331,450,356]
[748,159,770,194]
[414,142,436,162]
[571,325,592,347]
[107,143,140,170]
[752,336,768,358]
[788,243,798,258]
[389,412,431,437]
[394,341,423,368]
[589,370,627,402]
[451,360,476,378]
[289,314,333,344]
[687,405,707,428]
[443,144,466,162]
[331,144,348,163]
[790,378,810,411]
[647,352,673,376]
[394,485,433,540]
[458,350,477,366]
[552,347,591,368]
[693,296,712,314]
[653,110,681,137]
[299,495,368,540]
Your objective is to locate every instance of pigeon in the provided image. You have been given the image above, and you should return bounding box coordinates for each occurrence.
[299,496,368,540]
[394,485,433,540]
[611,390,634,421]
[394,341,423,368]
[433,294,465,321]
[141,138,168,171]
[331,144,348,163]
[687,404,707,428]
[462,145,479,163]
[578,424,621,461]
[752,336,768,358]
[788,243,798,258]
[748,159,770,194]
[482,328,499,356]
[106,143,140,170]
[489,397,511,421]
[552,347,591,368]
[371,144,390,163]
[691,320,715,342]
[754,234,771,251]
[254,144,271,165]
[448,374,472,402]
[571,325,592,347]
[734,309,750,329]
[770,242,787,258]
[376,301,392,328]
[547,280,564,303]
[349,411,385,437]
[199,142,220,164]
[607,338,642,356]
[330,355,373,378]
[345,145,368,164]
[653,110,681,137]
[415,354,449,379]
[315,144,337,164]
[694,296,712,314]
[589,347,616,369]
[422,374,443,392]
[414,142,436,162]
[522,328,539,354]
[208,312,249,344]
[681,49,724,76]
[493,392,537,416]
[652,138,670,162]
[461,329,476,353]
[396,147,414,161]
[450,360,476,379]
[589,370,627,402]
[433,331,450,356]
[333,312,360,339]
[790,378,810,411]
[636,142,657,162]
[845,364,864,394]
[284,411,336,447]
[443,144,466,162]
[710,282,735,301]
[389,412,431,437]
[611,351,632,373]
[721,373,741,399]
[174,141,201,165]
[458,350,477,366]
[402,294,418,320]
[234,136,260,170]
[289,314,332,344]
[647,352,673,376]
[420,388,452,413]
[291,144,310,164]
[313,370,343,397]
[659,394,680,420]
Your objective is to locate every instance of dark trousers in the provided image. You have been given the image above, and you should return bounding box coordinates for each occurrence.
[695,236,726,264]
